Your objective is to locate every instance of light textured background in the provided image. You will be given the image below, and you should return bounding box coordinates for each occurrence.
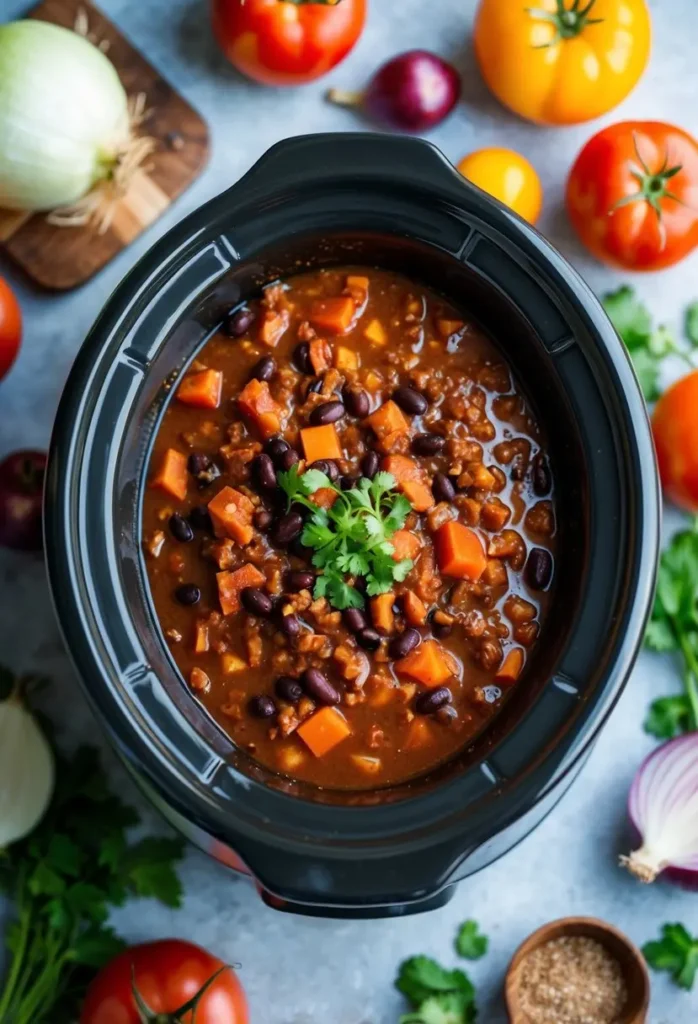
[1,0,697,1020]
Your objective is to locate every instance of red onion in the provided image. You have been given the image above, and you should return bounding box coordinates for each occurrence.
[621,733,698,887]
[327,50,461,132]
[0,450,46,552]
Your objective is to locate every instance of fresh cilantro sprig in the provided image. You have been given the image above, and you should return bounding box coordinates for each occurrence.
[395,920,488,1023]
[602,286,697,402]
[455,920,488,961]
[278,464,413,610]
[643,923,698,991]
[643,518,698,738]
[0,736,185,1024]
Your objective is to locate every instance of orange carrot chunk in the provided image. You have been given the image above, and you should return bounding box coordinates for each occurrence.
[382,454,434,512]
[300,424,343,463]
[371,592,395,634]
[298,707,351,757]
[309,338,332,374]
[208,486,256,546]
[434,521,487,580]
[403,591,428,626]
[496,647,525,685]
[391,529,422,562]
[176,369,223,409]
[367,401,410,441]
[309,296,356,335]
[151,448,188,501]
[217,563,266,616]
[237,378,283,439]
[396,639,454,688]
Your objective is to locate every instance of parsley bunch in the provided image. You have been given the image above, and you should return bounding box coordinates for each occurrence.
[278,465,413,610]
[395,920,488,1023]
[643,923,698,991]
[644,518,698,739]
[0,742,185,1023]
[602,286,698,402]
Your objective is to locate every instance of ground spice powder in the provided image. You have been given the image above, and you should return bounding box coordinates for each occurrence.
[517,935,628,1024]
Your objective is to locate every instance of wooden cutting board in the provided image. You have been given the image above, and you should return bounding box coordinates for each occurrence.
[0,0,210,290]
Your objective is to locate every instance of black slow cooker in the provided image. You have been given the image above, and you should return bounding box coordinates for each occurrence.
[45,133,660,918]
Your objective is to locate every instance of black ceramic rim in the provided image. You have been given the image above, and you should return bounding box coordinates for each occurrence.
[45,134,660,909]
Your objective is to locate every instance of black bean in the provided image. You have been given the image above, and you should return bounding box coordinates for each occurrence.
[280,613,301,639]
[197,462,221,489]
[532,455,551,496]
[252,453,277,490]
[279,448,300,471]
[310,400,345,426]
[248,694,277,719]
[361,451,380,480]
[436,704,459,724]
[412,433,445,456]
[309,459,339,482]
[525,548,553,591]
[250,356,276,382]
[275,676,303,704]
[188,452,212,476]
[293,342,313,374]
[305,378,324,399]
[432,472,456,504]
[415,687,452,715]
[343,608,367,633]
[301,668,340,706]
[393,386,428,416]
[289,536,312,560]
[287,570,315,592]
[169,513,194,543]
[357,628,381,652]
[389,628,421,661]
[272,511,304,545]
[343,387,370,418]
[225,307,255,337]
[430,612,453,639]
[189,505,213,533]
[510,456,526,482]
[254,508,273,531]
[241,587,273,617]
[265,436,290,460]
[340,474,357,491]
[175,583,200,606]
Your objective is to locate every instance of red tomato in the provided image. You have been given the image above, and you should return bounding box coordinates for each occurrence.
[211,0,366,86]
[566,121,698,271]
[80,940,248,1024]
[652,370,698,512]
[0,277,22,381]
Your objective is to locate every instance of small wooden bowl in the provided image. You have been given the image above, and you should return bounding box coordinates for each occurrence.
[505,917,650,1024]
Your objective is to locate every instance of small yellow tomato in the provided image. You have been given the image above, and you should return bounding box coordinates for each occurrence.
[457,148,543,224]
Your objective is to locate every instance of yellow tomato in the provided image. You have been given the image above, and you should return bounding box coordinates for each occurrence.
[474,0,651,125]
[458,148,543,224]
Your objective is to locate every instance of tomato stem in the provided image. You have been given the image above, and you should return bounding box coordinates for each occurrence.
[613,133,684,219]
[130,964,233,1023]
[527,0,603,46]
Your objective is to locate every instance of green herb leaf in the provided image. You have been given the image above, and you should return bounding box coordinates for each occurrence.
[603,286,652,351]
[644,695,694,740]
[455,920,489,960]
[121,836,186,907]
[396,957,475,1008]
[301,468,332,494]
[71,925,127,968]
[686,302,698,346]
[643,923,698,990]
[400,992,476,1024]
[629,348,661,403]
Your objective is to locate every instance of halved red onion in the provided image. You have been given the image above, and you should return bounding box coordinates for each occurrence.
[621,733,698,887]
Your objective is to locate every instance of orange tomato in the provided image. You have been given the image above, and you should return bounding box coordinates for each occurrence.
[652,371,698,512]
[474,0,651,125]
[567,121,698,271]
[0,277,22,381]
[211,0,366,86]
[457,148,543,224]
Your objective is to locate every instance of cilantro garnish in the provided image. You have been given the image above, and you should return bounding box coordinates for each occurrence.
[0,739,185,1023]
[277,465,413,610]
[455,920,489,960]
[643,518,698,738]
[643,923,698,991]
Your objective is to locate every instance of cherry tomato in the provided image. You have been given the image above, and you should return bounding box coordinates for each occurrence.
[0,277,22,381]
[0,450,46,552]
[80,940,248,1024]
[457,148,543,224]
[652,371,698,512]
[474,0,651,125]
[211,0,366,86]
[567,121,698,271]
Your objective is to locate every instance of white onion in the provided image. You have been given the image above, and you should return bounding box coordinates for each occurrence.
[0,691,55,847]
[621,733,698,887]
[0,20,129,211]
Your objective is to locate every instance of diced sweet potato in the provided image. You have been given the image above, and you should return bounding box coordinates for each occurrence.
[309,296,356,335]
[309,338,332,374]
[259,308,290,348]
[334,346,359,370]
[151,448,188,501]
[301,424,343,463]
[208,486,255,546]
[237,378,283,439]
[346,274,369,294]
[298,707,351,757]
[496,647,524,684]
[404,717,434,750]
[434,521,487,580]
[367,401,410,440]
[371,592,395,634]
[395,639,454,688]
[437,319,464,339]
[350,754,382,775]
[403,591,427,626]
[391,530,422,561]
[364,319,387,345]
[277,744,306,773]
[382,454,434,512]
[309,487,339,509]
[217,563,266,616]
[177,369,223,409]
[221,653,247,674]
